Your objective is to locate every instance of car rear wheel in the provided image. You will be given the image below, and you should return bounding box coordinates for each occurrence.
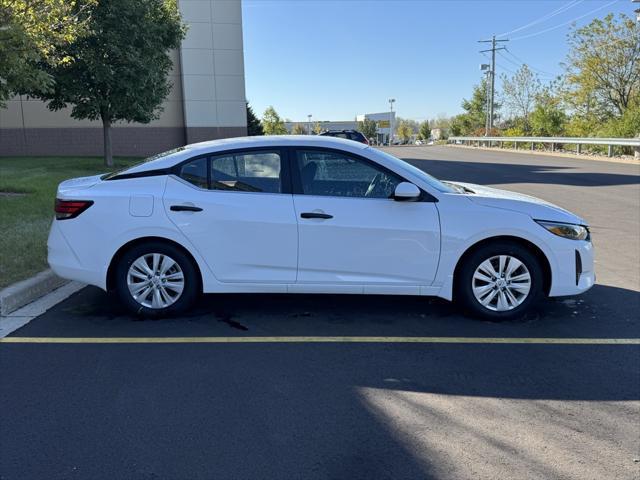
[456,241,543,320]
[115,242,199,317]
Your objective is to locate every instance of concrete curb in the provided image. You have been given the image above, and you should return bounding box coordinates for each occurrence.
[0,269,70,316]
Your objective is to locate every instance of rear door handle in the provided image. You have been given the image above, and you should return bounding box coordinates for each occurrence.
[170,205,203,212]
[300,212,333,219]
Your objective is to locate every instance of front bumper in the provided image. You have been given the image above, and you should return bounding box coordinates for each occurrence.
[548,239,595,297]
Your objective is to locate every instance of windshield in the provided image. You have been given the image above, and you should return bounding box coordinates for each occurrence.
[101,146,187,180]
[372,149,456,193]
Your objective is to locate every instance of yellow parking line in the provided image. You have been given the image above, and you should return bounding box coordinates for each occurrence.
[0,336,638,345]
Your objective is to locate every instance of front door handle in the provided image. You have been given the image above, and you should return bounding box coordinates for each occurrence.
[170,205,203,212]
[300,212,333,219]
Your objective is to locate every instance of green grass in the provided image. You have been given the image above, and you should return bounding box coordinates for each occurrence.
[0,156,140,289]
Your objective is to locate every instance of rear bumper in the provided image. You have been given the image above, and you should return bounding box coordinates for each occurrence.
[47,220,106,289]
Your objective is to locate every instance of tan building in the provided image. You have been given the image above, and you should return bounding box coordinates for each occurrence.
[0,0,247,157]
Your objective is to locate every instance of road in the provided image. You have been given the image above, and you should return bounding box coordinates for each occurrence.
[1,146,639,480]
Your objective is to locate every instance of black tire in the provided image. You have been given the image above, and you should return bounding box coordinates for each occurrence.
[455,241,544,321]
[114,241,199,317]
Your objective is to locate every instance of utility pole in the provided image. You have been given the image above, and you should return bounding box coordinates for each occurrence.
[388,98,395,145]
[307,114,312,135]
[479,35,508,133]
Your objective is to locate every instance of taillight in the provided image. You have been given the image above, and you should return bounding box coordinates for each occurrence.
[54,199,94,220]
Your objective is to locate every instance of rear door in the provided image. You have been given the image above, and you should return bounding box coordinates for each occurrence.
[291,148,440,288]
[163,148,298,283]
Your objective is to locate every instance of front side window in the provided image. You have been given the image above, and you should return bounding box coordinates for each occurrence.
[211,151,282,193]
[296,150,401,199]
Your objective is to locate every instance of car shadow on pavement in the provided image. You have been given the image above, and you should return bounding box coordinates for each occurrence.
[400,158,640,187]
[2,285,639,479]
[9,282,640,401]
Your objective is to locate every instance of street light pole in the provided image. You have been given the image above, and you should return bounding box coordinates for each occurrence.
[388,98,395,145]
[307,114,312,135]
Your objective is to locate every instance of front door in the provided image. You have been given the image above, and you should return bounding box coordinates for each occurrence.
[291,148,440,286]
[163,149,297,283]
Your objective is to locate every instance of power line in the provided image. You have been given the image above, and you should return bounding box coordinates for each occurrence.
[498,50,558,79]
[497,0,584,38]
[510,0,620,41]
[503,49,558,77]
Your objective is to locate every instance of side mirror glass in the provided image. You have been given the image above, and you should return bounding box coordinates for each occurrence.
[393,182,421,201]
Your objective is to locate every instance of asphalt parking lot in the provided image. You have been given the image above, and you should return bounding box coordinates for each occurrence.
[1,146,639,480]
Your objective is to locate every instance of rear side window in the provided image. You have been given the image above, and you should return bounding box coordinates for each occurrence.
[178,157,207,189]
[211,151,281,193]
[177,151,283,194]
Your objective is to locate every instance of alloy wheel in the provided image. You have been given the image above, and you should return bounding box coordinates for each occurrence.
[127,253,185,309]
[471,255,531,312]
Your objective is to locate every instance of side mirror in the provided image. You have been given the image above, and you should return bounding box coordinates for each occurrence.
[393,182,421,201]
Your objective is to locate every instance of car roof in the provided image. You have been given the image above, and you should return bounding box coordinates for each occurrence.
[123,135,369,174]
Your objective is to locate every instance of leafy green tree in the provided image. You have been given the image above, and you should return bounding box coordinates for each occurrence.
[262,106,287,135]
[530,87,567,136]
[358,118,377,139]
[501,65,541,133]
[563,13,639,121]
[455,78,497,135]
[0,0,94,105]
[396,120,413,143]
[33,0,185,166]
[292,123,306,135]
[418,121,431,140]
[246,102,264,136]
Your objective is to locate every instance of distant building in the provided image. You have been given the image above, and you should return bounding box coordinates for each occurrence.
[283,111,399,144]
[0,0,247,157]
[284,120,357,134]
[356,112,396,144]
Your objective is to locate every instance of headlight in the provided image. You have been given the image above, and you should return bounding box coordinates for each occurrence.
[535,220,590,241]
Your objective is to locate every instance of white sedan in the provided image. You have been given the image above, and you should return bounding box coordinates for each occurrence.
[48,136,594,320]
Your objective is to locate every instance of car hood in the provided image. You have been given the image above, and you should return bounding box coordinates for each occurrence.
[450,181,587,225]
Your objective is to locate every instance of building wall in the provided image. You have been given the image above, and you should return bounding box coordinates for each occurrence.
[179,0,247,144]
[0,0,247,157]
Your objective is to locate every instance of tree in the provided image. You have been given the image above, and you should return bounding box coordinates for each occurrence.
[0,0,94,105]
[455,77,497,135]
[396,120,413,143]
[418,121,431,140]
[33,0,184,167]
[563,13,639,121]
[246,102,263,136]
[313,121,323,134]
[530,86,567,136]
[358,118,377,139]
[291,123,306,135]
[262,106,287,135]
[501,65,541,132]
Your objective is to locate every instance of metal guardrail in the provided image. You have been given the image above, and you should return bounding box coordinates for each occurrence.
[448,136,640,157]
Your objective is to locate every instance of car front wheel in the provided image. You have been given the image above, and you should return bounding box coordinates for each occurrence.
[115,242,199,317]
[456,242,544,320]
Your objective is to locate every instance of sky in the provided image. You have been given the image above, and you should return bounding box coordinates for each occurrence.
[242,0,634,122]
